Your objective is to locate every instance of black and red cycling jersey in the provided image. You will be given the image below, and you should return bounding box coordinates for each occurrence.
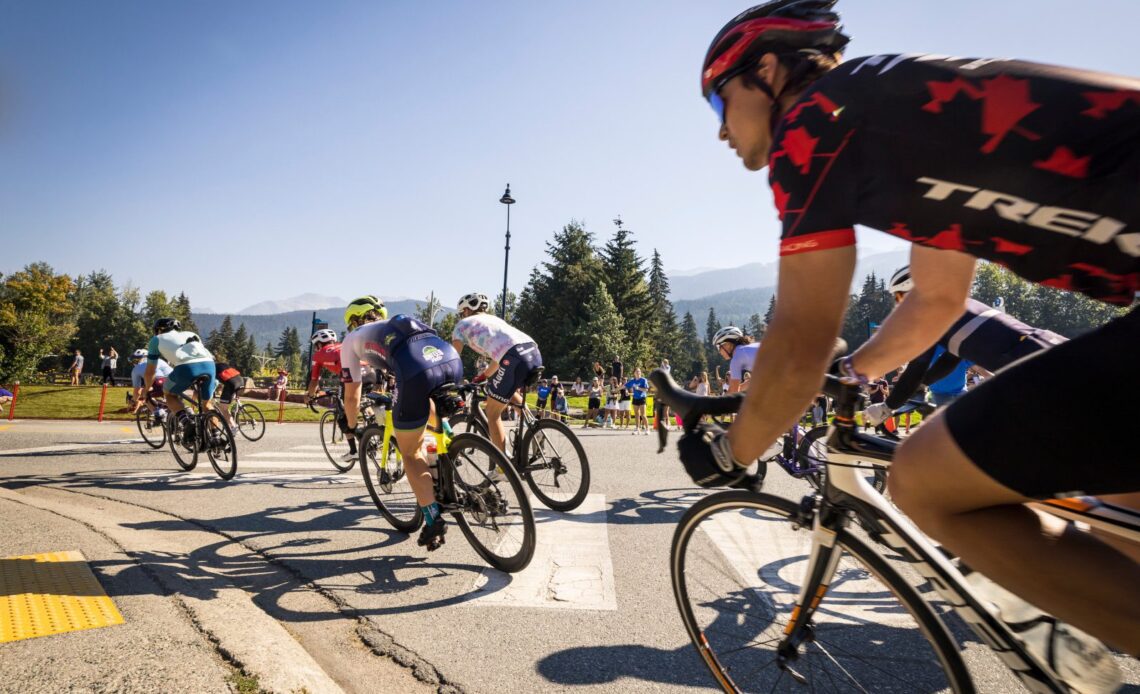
[770,54,1140,305]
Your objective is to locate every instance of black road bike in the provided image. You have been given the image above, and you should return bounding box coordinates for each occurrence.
[449,377,590,512]
[168,375,239,480]
[359,384,536,573]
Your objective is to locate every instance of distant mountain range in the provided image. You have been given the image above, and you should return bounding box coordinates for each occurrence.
[237,293,347,315]
[193,299,444,350]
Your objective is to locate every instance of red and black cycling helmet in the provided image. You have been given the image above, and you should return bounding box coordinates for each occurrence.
[701,0,849,101]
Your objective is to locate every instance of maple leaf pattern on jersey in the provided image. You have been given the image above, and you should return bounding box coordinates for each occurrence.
[923,74,1042,153]
[1032,146,1091,178]
[1080,90,1140,119]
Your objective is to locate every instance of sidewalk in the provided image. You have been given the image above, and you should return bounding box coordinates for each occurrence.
[0,479,433,693]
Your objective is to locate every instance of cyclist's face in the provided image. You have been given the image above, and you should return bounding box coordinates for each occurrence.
[716,63,777,171]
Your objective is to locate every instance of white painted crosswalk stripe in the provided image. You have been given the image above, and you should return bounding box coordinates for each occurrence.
[248,452,332,459]
[472,494,616,611]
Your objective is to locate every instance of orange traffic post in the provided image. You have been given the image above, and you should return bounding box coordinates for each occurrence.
[97,384,108,422]
[7,383,18,421]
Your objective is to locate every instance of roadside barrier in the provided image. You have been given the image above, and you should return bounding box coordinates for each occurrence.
[97,384,109,422]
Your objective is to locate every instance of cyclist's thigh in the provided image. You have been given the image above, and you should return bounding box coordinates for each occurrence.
[944,305,1140,498]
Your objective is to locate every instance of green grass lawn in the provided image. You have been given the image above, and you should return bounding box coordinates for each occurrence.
[5,385,921,429]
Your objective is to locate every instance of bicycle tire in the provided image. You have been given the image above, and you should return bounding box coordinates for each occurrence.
[359,425,421,532]
[204,410,238,480]
[448,412,488,437]
[234,403,265,442]
[168,414,198,471]
[519,418,590,512]
[321,409,354,472]
[797,426,887,493]
[446,433,535,573]
[672,490,973,693]
[136,409,166,449]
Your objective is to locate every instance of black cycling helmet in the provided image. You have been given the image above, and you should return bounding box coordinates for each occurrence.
[153,317,181,334]
[701,0,849,100]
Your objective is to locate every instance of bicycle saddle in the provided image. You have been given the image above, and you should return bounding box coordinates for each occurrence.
[523,366,545,388]
[428,383,464,418]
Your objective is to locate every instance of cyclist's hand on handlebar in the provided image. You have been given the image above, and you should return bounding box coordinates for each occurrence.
[471,373,487,384]
[677,423,750,488]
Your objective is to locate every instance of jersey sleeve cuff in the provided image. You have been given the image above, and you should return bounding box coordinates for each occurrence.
[779,228,856,256]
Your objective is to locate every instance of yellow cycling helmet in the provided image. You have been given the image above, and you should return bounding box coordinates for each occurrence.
[344,295,387,326]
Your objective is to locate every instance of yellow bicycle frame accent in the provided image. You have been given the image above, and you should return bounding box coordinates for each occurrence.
[376,406,452,472]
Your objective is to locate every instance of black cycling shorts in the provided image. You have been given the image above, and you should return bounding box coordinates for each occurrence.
[944,305,1140,498]
[218,376,246,404]
[587,397,601,410]
[488,342,542,404]
[391,344,463,431]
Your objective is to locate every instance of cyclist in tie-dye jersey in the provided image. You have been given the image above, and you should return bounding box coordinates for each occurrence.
[450,292,543,455]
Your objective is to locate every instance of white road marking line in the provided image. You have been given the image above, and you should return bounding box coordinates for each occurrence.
[0,440,144,456]
[248,452,336,459]
[238,460,340,470]
[472,494,616,611]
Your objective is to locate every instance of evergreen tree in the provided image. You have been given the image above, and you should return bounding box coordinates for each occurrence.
[600,218,653,367]
[747,313,765,340]
[764,294,777,325]
[567,284,627,376]
[514,220,605,375]
[142,290,173,329]
[646,249,681,367]
[705,307,723,371]
[679,311,706,381]
[212,315,235,361]
[492,290,517,322]
[414,293,443,328]
[172,292,197,332]
[276,326,301,357]
[840,272,894,350]
[232,324,255,374]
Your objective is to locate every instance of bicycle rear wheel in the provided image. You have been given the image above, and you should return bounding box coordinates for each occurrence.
[519,418,590,512]
[204,411,238,480]
[234,403,265,442]
[448,412,488,437]
[446,433,535,573]
[359,425,421,532]
[136,409,166,449]
[321,410,354,472]
[168,414,198,471]
[672,490,972,693]
[797,426,887,493]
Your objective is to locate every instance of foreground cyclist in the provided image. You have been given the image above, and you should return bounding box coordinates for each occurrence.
[449,292,542,455]
[679,0,1139,669]
[339,296,462,550]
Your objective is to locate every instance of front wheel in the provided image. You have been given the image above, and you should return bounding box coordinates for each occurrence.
[671,490,972,693]
[519,418,590,512]
[359,425,420,532]
[136,408,167,449]
[446,433,535,573]
[233,403,265,442]
[168,414,198,471]
[204,411,238,480]
[321,409,354,472]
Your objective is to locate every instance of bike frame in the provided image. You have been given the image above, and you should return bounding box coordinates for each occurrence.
[790,421,1137,693]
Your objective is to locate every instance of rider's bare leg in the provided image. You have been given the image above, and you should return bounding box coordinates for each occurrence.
[393,424,435,507]
[889,413,1140,654]
[484,397,509,454]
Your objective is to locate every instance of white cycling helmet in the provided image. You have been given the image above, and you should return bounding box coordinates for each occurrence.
[712,326,745,347]
[457,292,490,313]
[311,328,338,346]
[889,266,914,294]
[131,348,148,359]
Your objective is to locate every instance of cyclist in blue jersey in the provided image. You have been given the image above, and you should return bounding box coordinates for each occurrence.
[712,326,760,394]
[865,265,1068,426]
[676,0,1140,661]
[339,296,463,551]
[625,368,651,435]
[535,379,552,418]
[129,348,172,415]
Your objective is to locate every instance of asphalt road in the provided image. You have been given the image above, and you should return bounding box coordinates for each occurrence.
[0,418,1136,693]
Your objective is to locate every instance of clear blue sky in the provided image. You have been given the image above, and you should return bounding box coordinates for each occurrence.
[1,1,1136,312]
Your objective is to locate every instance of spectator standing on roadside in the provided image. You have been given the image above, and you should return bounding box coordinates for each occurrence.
[69,350,84,385]
[695,371,710,397]
[625,367,651,435]
[571,376,584,396]
[593,361,606,384]
[863,377,889,430]
[585,377,602,427]
[617,383,632,428]
[611,355,623,382]
[270,368,289,400]
[99,347,118,385]
[535,378,551,418]
[604,377,619,428]
[552,383,569,422]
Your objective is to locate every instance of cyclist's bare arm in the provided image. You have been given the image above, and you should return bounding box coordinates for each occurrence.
[727,246,855,463]
[850,245,976,378]
[142,362,157,393]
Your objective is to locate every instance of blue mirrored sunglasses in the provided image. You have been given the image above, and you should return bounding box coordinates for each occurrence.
[708,91,726,124]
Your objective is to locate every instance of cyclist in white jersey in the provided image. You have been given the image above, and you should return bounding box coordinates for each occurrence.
[450,293,543,455]
[143,318,216,434]
[712,326,760,393]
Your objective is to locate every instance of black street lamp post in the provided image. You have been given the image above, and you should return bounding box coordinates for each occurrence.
[499,184,515,319]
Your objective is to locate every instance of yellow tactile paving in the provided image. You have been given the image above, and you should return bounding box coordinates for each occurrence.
[0,550,124,643]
